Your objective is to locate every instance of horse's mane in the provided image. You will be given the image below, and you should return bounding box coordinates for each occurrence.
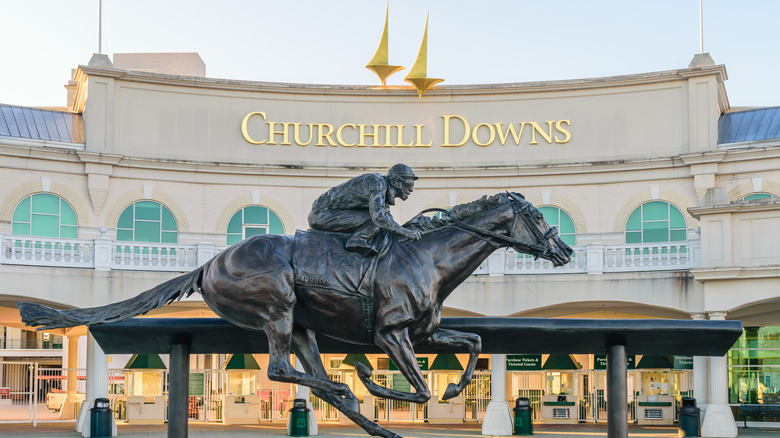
[407,192,521,231]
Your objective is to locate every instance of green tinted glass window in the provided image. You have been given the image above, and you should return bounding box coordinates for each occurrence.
[161,208,177,231]
[742,193,775,201]
[60,201,77,226]
[134,201,161,221]
[31,193,60,215]
[116,201,178,243]
[13,197,30,222]
[625,202,687,243]
[538,206,576,246]
[11,194,79,238]
[226,206,285,245]
[12,223,30,235]
[244,206,269,225]
[227,215,242,234]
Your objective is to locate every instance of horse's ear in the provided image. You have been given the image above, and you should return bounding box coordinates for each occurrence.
[507,192,526,202]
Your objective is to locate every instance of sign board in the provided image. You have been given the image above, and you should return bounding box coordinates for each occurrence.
[189,373,204,396]
[389,357,428,371]
[594,355,636,370]
[673,356,693,370]
[392,374,411,393]
[0,387,9,396]
[506,355,542,371]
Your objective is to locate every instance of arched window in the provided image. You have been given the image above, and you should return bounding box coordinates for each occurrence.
[741,193,776,201]
[625,201,686,244]
[12,193,77,238]
[538,206,576,246]
[226,206,285,245]
[116,201,178,243]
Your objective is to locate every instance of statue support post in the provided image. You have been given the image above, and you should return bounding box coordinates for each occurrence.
[168,342,191,438]
[481,353,512,436]
[607,343,628,438]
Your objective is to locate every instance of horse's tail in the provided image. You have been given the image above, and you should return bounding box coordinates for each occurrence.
[17,266,205,330]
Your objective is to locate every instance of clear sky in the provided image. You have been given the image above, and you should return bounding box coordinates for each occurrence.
[2,0,778,109]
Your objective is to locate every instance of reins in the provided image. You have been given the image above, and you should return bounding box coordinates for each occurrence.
[412,196,557,257]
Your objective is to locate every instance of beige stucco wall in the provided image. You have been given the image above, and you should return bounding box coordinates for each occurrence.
[76,65,726,168]
[4,63,780,328]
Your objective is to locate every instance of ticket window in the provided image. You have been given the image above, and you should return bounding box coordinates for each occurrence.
[130,371,163,396]
[433,373,461,398]
[640,371,669,395]
[227,371,257,396]
[547,372,575,395]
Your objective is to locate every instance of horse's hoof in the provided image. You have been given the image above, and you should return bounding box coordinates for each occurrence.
[442,383,459,400]
[355,361,372,379]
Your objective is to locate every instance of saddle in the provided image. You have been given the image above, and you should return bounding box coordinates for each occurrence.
[292,230,394,295]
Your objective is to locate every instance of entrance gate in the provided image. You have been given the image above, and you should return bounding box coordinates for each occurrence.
[510,371,543,421]
[463,371,490,422]
[576,371,637,423]
[0,362,89,424]
[372,371,428,422]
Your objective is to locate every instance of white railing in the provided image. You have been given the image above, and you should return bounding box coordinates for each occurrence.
[112,242,197,271]
[0,235,94,268]
[602,241,700,272]
[474,239,700,275]
[1,233,700,275]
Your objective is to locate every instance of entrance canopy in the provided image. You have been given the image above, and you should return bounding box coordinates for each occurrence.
[90,317,742,357]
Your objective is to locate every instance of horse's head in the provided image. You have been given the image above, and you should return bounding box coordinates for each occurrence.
[506,192,573,267]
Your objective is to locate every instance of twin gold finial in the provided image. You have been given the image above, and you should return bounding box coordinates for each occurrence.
[365,4,443,97]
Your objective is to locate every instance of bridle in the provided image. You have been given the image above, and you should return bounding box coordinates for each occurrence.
[416,193,559,259]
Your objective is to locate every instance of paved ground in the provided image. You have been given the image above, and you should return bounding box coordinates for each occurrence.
[0,422,778,438]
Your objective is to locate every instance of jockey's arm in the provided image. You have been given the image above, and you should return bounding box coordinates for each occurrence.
[368,190,421,241]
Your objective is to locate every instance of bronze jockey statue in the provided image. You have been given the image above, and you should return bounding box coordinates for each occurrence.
[308,163,423,256]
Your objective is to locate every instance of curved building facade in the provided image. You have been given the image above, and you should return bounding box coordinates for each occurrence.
[1,53,779,432]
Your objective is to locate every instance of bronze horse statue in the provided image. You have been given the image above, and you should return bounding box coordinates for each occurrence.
[18,192,571,438]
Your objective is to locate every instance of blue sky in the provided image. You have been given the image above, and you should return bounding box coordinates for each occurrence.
[2,1,778,108]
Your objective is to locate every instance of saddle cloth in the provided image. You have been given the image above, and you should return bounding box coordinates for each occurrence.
[292,229,390,300]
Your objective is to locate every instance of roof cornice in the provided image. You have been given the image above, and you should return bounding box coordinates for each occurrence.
[74,64,729,97]
[688,199,780,219]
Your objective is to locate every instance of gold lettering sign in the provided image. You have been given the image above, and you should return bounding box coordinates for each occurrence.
[241,112,572,148]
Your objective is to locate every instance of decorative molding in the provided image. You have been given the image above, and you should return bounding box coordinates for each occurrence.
[76,64,728,97]
[726,180,780,201]
[104,189,190,233]
[613,189,698,233]
[0,181,91,229]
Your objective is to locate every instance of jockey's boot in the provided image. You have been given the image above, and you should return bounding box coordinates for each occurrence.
[346,224,380,257]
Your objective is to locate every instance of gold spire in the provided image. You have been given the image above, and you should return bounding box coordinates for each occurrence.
[365,2,405,86]
[404,13,443,98]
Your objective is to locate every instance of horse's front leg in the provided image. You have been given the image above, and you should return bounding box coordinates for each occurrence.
[422,328,482,400]
[355,328,431,404]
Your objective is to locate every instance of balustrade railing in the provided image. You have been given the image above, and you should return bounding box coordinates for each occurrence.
[0,235,94,268]
[112,242,197,271]
[1,233,700,275]
[473,240,700,275]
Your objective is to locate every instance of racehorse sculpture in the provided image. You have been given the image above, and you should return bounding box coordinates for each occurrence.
[18,191,571,438]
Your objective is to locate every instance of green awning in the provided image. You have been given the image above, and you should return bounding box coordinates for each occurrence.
[430,354,464,371]
[342,354,373,370]
[542,354,582,370]
[221,354,261,370]
[637,355,674,369]
[124,354,166,370]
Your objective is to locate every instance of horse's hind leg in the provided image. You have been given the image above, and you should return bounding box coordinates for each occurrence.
[291,327,403,438]
[263,313,352,398]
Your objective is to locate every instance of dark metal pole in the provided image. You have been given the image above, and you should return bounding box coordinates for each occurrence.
[168,343,191,438]
[607,343,628,438]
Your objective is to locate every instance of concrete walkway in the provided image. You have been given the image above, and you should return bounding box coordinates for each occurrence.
[0,422,778,438]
